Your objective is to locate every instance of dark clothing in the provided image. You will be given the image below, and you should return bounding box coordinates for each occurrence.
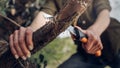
[58,18,120,68]
[58,52,120,68]
[41,0,120,68]
[77,18,120,63]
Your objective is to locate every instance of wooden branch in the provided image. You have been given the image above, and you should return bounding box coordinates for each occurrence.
[0,0,91,67]
[32,0,91,53]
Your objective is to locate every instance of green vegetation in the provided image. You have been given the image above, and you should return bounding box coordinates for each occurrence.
[0,0,7,15]
[30,37,77,68]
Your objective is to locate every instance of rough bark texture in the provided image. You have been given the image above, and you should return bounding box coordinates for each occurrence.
[0,0,91,68]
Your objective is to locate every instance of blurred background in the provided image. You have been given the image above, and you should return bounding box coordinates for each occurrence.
[0,0,120,68]
[110,0,120,21]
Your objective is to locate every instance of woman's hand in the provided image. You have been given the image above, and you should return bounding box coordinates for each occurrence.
[9,27,34,60]
[75,26,103,55]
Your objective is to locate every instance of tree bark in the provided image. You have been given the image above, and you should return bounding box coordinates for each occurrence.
[0,0,91,68]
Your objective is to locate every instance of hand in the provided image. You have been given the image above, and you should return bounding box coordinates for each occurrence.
[9,27,34,60]
[75,26,103,55]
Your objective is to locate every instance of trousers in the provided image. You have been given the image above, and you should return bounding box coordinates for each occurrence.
[58,52,120,68]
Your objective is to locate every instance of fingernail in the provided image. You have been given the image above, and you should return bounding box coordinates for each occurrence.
[15,55,19,59]
[27,52,31,58]
[29,45,33,50]
[22,56,27,60]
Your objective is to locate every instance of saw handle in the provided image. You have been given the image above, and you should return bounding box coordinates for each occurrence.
[74,28,101,57]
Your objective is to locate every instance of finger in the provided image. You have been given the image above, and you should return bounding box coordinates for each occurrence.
[9,34,19,59]
[98,39,103,50]
[19,27,31,58]
[84,39,94,51]
[88,41,101,54]
[84,31,93,50]
[13,30,26,60]
[86,31,99,51]
[88,44,100,54]
[25,27,34,50]
[84,39,97,54]
[74,26,86,34]
[92,38,103,51]
[94,39,103,56]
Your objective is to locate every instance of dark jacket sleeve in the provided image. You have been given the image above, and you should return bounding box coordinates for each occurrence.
[41,0,64,16]
[93,0,111,15]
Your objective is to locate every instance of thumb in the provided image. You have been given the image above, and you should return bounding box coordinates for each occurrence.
[74,26,86,34]
[74,26,88,43]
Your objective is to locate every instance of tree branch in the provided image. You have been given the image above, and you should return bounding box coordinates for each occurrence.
[0,0,92,67]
